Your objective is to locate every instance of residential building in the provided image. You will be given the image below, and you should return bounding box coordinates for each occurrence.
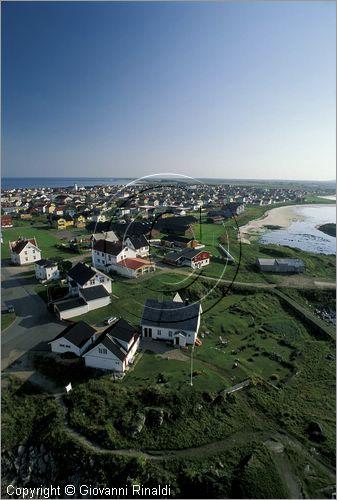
[35,259,60,282]
[1,215,13,228]
[9,238,41,265]
[53,262,112,320]
[92,239,155,278]
[164,248,210,269]
[84,319,140,372]
[49,321,97,356]
[141,298,202,347]
[124,235,149,257]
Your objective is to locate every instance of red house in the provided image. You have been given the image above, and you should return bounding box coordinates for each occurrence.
[1,215,13,228]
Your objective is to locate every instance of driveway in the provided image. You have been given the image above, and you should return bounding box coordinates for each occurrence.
[1,261,66,369]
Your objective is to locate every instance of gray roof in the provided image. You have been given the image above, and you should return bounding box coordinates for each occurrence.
[104,318,139,344]
[49,321,96,348]
[54,298,87,312]
[179,248,207,260]
[80,285,110,301]
[164,251,183,262]
[275,258,304,266]
[35,259,57,268]
[85,332,128,362]
[67,262,96,286]
[257,258,304,267]
[126,234,148,249]
[141,299,201,331]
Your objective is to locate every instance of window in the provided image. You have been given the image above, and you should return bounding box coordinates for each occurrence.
[168,331,173,337]
[97,258,100,263]
[90,279,95,285]
[157,329,161,336]
[24,251,28,255]
[33,250,35,254]
[25,258,28,262]
[33,256,36,260]
[101,252,104,257]
[99,347,107,354]
[99,277,105,283]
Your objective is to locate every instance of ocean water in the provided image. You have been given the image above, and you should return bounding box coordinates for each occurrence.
[260,205,336,255]
[1,177,135,189]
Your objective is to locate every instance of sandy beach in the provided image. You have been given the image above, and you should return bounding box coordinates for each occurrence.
[238,205,303,244]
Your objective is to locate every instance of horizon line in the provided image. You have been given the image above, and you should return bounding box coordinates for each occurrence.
[1,176,336,182]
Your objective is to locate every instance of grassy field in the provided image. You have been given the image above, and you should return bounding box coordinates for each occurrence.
[190,218,336,283]
[1,221,89,261]
[122,290,314,391]
[69,271,200,325]
[1,312,16,332]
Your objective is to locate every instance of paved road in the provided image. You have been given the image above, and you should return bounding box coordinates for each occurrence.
[1,262,65,369]
[144,261,336,290]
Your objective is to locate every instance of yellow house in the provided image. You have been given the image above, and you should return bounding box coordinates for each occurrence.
[47,204,56,214]
[53,217,74,230]
[74,215,86,228]
[20,213,33,220]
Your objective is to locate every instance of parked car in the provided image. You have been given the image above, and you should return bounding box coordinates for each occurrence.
[7,305,15,313]
[104,316,118,325]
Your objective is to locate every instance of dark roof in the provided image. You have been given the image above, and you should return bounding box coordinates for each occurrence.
[10,238,39,254]
[50,321,96,348]
[163,251,183,262]
[67,262,96,286]
[93,239,123,255]
[180,248,209,260]
[80,285,110,301]
[141,299,201,331]
[85,332,128,362]
[125,234,148,249]
[162,235,193,243]
[87,220,153,238]
[35,259,56,268]
[54,298,87,312]
[104,318,138,344]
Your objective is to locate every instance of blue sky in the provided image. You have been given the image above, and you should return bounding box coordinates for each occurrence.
[2,1,336,180]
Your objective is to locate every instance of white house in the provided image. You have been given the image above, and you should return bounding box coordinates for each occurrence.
[9,238,41,265]
[92,240,136,270]
[124,235,149,257]
[49,321,97,356]
[92,239,155,278]
[67,261,112,296]
[84,319,140,372]
[35,259,60,282]
[164,248,211,269]
[53,262,112,320]
[140,298,202,347]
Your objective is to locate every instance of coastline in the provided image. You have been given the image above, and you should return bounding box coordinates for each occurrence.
[238,203,336,244]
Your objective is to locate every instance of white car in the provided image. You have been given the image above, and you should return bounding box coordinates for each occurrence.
[104,316,118,325]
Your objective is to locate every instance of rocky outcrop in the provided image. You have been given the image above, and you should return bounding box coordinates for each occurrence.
[2,443,57,487]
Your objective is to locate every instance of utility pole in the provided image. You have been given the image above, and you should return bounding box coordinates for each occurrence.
[199,206,202,243]
[190,344,195,386]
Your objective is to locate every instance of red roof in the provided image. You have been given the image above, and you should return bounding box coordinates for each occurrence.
[10,238,38,254]
[119,258,154,270]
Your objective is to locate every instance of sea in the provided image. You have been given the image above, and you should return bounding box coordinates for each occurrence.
[1,177,135,189]
[260,204,336,255]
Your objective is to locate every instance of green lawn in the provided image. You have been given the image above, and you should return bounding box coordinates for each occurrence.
[1,222,89,261]
[1,312,16,331]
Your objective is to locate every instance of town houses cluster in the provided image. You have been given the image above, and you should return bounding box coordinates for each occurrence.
[1,180,310,231]
[2,179,315,375]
